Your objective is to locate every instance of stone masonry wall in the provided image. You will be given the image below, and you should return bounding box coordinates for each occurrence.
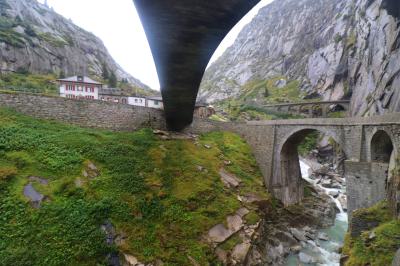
[0,92,166,131]
[345,161,389,217]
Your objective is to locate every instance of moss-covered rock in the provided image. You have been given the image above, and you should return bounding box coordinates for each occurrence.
[343,201,400,266]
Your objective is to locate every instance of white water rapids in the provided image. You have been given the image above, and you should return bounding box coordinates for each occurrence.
[285,160,348,266]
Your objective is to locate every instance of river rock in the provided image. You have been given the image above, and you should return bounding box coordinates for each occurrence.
[299,252,317,264]
[231,242,251,262]
[318,232,329,241]
[290,228,307,242]
[321,179,332,188]
[329,190,340,198]
[338,195,348,211]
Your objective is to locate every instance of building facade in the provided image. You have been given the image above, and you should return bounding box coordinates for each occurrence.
[146,96,163,109]
[99,88,128,104]
[194,102,215,118]
[58,76,164,110]
[58,76,102,100]
[128,96,146,107]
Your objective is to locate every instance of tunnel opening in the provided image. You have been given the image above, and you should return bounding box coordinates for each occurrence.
[370,130,394,163]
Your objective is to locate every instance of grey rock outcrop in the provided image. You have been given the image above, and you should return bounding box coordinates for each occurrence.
[0,0,149,90]
[200,0,400,117]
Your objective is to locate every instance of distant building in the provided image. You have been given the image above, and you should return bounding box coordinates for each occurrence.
[128,96,146,107]
[99,88,128,104]
[58,76,102,100]
[194,102,215,118]
[58,75,164,110]
[146,96,163,109]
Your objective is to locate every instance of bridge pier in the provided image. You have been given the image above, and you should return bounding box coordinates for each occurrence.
[345,161,389,217]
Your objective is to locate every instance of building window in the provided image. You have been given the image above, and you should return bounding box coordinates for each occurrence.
[135,99,138,103]
[154,100,159,105]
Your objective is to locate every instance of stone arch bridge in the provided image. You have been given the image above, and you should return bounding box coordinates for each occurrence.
[187,113,400,215]
[258,100,350,118]
[0,93,399,216]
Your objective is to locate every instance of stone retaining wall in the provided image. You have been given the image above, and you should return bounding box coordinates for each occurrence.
[0,92,166,131]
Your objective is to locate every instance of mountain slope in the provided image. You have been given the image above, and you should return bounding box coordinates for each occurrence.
[0,0,150,90]
[200,0,400,117]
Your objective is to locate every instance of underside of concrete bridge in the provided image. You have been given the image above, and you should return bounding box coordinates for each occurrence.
[133,0,261,130]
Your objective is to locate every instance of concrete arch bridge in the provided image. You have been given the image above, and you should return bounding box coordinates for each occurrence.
[187,114,400,215]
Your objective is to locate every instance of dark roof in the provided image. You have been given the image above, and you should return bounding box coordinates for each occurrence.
[147,96,163,101]
[99,88,124,96]
[57,76,103,85]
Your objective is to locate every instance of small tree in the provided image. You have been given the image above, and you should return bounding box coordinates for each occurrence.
[264,87,270,97]
[59,70,65,79]
[101,62,109,80]
[108,71,117,88]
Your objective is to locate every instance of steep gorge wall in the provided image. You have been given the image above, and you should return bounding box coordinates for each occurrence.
[0,0,148,89]
[200,0,400,117]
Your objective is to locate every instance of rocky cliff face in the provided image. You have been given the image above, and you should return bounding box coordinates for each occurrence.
[200,0,400,117]
[0,0,149,89]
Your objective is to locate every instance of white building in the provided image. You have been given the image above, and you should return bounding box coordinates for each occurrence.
[58,76,102,100]
[128,96,146,107]
[146,96,163,109]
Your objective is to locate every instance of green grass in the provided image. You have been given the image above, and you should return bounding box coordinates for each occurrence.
[0,108,269,265]
[342,201,400,266]
[0,73,58,95]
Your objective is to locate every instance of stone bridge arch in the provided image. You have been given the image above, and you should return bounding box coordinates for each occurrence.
[367,128,398,162]
[271,125,347,205]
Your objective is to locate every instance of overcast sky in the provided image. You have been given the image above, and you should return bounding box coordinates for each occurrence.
[38,0,273,90]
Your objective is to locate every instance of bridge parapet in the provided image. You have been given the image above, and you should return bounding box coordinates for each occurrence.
[255,100,351,118]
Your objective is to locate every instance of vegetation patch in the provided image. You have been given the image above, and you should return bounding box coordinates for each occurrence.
[298,131,319,156]
[342,201,400,266]
[0,72,58,95]
[0,108,269,265]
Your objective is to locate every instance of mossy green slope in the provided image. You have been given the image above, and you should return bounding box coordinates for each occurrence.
[342,201,400,266]
[0,108,269,265]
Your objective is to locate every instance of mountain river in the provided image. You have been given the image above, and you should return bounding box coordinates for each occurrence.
[285,160,348,266]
